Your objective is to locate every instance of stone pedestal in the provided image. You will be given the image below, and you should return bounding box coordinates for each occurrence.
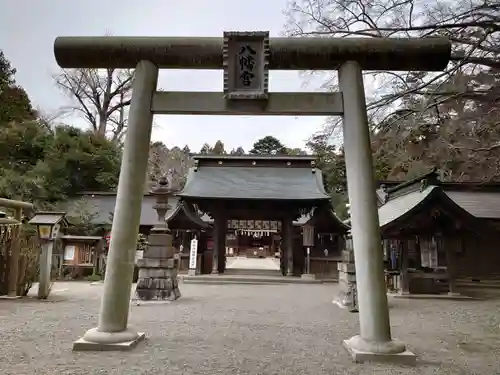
[334,249,358,312]
[135,229,180,301]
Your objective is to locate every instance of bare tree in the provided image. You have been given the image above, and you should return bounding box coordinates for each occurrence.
[285,0,500,180]
[147,142,193,192]
[284,0,499,127]
[54,68,134,141]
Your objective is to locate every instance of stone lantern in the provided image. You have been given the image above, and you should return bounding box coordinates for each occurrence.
[151,175,171,232]
[135,174,181,301]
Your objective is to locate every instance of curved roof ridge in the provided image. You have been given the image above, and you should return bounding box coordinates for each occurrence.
[313,169,329,196]
[301,205,350,232]
[379,185,490,234]
[181,201,211,228]
[164,200,183,222]
[178,165,329,200]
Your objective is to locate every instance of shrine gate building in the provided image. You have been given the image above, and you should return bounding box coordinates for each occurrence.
[177,154,349,276]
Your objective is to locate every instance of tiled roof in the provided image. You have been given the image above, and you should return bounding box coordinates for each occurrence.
[377,184,497,235]
[378,186,436,228]
[65,194,162,226]
[446,191,500,219]
[179,166,330,200]
[377,170,500,222]
[165,200,211,228]
[65,192,348,231]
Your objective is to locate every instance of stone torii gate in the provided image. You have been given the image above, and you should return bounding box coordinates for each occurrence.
[55,33,451,363]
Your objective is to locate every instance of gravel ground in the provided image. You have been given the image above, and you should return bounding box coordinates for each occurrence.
[1,282,500,375]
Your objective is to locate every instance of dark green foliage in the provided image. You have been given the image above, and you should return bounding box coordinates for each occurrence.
[0,50,15,88]
[0,50,122,206]
[211,140,226,155]
[0,50,36,124]
[42,126,122,198]
[0,86,36,124]
[230,146,245,155]
[249,136,287,155]
[306,132,350,218]
[0,122,122,204]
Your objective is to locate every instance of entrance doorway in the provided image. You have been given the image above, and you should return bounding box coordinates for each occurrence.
[225,222,282,276]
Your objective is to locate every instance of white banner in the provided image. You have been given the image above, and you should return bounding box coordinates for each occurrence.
[189,238,198,270]
[236,229,277,237]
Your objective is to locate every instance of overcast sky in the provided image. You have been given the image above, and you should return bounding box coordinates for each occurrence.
[0,0,333,152]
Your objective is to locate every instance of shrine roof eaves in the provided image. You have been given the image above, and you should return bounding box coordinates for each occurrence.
[378,185,491,234]
[178,166,330,200]
[165,201,211,228]
[379,186,437,229]
[192,155,317,162]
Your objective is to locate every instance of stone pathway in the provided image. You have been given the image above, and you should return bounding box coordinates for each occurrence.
[226,256,280,270]
[1,282,500,374]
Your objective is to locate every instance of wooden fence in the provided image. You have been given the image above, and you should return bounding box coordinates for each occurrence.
[0,225,40,296]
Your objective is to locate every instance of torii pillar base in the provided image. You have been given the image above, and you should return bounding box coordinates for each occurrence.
[343,336,416,365]
[73,328,145,351]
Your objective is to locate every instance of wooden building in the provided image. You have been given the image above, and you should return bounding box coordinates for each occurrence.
[163,199,348,278]
[66,192,160,234]
[65,156,349,279]
[164,197,212,274]
[376,170,500,294]
[296,206,349,279]
[177,155,349,277]
[58,235,104,279]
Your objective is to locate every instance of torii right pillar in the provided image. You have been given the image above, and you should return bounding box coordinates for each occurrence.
[339,61,416,365]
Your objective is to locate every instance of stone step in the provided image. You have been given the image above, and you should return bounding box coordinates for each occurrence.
[179,275,323,285]
[456,281,500,289]
[224,268,281,276]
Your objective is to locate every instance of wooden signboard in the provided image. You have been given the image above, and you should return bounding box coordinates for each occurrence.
[303,225,315,247]
[223,31,270,100]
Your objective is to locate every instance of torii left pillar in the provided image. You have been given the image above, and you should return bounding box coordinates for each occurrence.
[73,60,158,351]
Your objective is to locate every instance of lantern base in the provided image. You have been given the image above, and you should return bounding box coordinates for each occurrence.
[135,259,181,301]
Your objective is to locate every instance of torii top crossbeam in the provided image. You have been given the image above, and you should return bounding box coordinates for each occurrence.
[53,36,451,71]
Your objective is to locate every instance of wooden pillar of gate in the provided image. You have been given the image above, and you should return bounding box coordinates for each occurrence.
[282,215,294,276]
[444,234,459,295]
[212,213,227,274]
